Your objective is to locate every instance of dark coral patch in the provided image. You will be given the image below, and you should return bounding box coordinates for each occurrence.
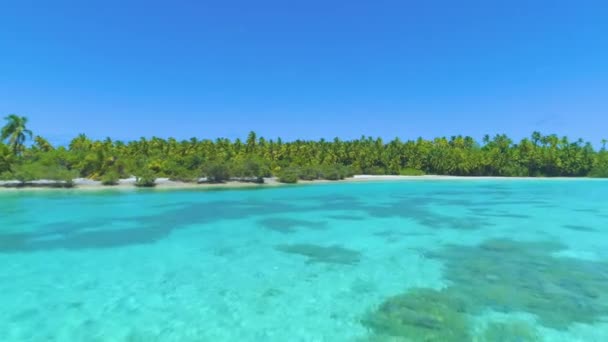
[364,238,608,340]
[275,243,361,265]
[362,288,471,341]
[563,224,597,232]
[258,218,327,234]
[427,239,608,329]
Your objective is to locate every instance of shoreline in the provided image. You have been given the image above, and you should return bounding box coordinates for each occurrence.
[350,175,608,181]
[0,175,606,192]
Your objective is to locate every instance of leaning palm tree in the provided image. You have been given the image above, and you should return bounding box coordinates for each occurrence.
[1,114,33,155]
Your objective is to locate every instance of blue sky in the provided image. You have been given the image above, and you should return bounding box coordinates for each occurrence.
[1,1,607,144]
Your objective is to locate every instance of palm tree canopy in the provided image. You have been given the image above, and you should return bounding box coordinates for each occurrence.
[1,114,33,155]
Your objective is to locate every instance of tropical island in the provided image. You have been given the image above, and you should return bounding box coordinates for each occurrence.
[1,114,607,189]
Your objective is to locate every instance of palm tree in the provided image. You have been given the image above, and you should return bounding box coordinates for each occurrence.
[531,131,542,146]
[1,114,33,155]
[0,143,14,173]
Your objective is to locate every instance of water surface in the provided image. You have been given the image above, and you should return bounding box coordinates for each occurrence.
[1,180,607,341]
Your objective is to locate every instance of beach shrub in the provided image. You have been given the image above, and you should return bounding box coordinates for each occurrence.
[362,166,386,175]
[286,164,353,181]
[134,168,156,187]
[298,166,321,180]
[399,168,425,176]
[498,164,528,177]
[589,161,608,178]
[135,176,156,187]
[203,161,230,183]
[166,167,199,183]
[101,171,120,186]
[589,167,608,178]
[319,165,344,180]
[0,171,12,180]
[231,157,270,181]
[338,165,356,178]
[10,162,76,184]
[11,163,37,182]
[277,167,299,183]
[48,167,76,187]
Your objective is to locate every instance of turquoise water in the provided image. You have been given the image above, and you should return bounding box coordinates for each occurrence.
[1,180,607,341]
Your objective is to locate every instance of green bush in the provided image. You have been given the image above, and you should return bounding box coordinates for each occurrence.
[298,166,321,180]
[203,161,231,183]
[52,178,75,188]
[47,166,77,182]
[231,158,270,182]
[319,165,344,180]
[589,161,608,178]
[277,167,299,183]
[10,162,76,183]
[496,164,528,177]
[101,171,120,186]
[318,164,355,180]
[135,176,156,187]
[362,166,386,175]
[589,168,608,178]
[0,171,12,180]
[340,165,356,178]
[399,168,426,176]
[12,164,37,182]
[167,167,199,183]
[135,168,156,187]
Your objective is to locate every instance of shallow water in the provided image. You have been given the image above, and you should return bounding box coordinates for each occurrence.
[1,180,607,341]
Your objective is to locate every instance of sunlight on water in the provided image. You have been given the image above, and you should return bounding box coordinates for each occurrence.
[1,180,607,341]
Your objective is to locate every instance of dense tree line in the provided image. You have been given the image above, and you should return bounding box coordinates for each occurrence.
[1,115,607,186]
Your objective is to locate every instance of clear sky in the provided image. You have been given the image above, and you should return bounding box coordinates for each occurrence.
[1,1,607,144]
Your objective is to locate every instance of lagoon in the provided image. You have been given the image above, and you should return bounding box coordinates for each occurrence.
[1,180,607,341]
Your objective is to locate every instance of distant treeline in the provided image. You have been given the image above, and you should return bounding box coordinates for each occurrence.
[1,115,608,186]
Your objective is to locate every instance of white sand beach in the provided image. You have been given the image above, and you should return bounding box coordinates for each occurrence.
[1,175,605,192]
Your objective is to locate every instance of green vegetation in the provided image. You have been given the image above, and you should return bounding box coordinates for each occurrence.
[0,143,15,177]
[1,114,32,156]
[11,162,77,184]
[277,167,300,183]
[134,169,156,187]
[231,157,270,182]
[100,171,120,186]
[275,164,353,183]
[399,168,426,176]
[1,115,608,186]
[202,161,231,183]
